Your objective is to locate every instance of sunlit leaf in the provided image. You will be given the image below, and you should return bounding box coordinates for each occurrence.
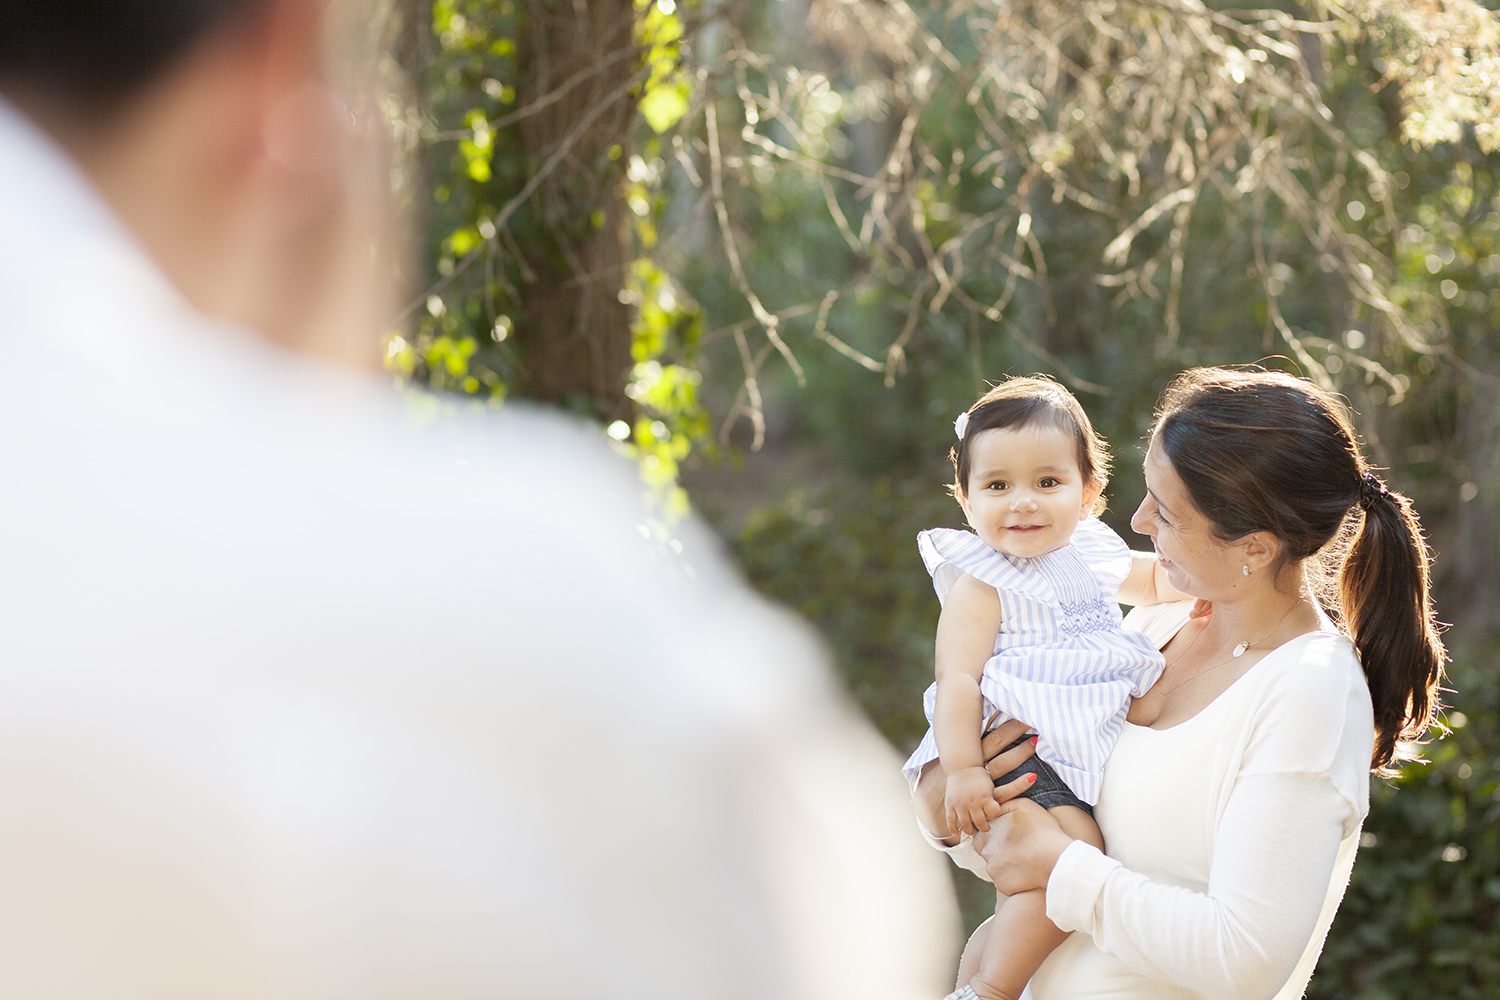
[639,78,690,134]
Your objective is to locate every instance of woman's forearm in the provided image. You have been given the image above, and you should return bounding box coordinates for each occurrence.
[1046,772,1355,1000]
[912,758,950,839]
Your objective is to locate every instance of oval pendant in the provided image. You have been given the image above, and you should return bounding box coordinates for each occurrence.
[1232,642,1249,657]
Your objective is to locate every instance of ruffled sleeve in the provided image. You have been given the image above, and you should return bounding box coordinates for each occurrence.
[916,528,1030,605]
[1069,517,1132,595]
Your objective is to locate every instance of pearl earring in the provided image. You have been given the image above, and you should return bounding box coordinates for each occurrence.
[1242,565,1251,576]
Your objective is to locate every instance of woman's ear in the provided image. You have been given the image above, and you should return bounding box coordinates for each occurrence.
[1238,530,1283,574]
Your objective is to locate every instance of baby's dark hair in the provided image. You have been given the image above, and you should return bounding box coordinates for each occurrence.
[950,376,1111,516]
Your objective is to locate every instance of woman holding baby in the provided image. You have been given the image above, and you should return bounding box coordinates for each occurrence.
[911,366,1445,1000]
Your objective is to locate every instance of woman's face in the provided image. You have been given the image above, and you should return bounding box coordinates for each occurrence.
[1130,440,1245,600]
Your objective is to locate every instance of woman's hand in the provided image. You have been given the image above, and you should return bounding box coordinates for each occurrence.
[914,717,1037,843]
[973,798,1076,896]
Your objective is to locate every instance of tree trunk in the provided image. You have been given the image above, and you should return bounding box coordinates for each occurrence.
[511,0,638,423]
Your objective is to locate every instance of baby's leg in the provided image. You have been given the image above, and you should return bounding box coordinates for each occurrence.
[1048,804,1105,851]
[965,888,1064,1000]
[965,806,1104,1000]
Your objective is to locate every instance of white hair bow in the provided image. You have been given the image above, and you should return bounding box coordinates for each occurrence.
[953,411,970,440]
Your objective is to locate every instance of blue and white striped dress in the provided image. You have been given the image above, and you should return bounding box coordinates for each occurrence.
[901,519,1166,806]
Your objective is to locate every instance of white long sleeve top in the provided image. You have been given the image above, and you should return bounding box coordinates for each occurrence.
[1029,602,1375,1000]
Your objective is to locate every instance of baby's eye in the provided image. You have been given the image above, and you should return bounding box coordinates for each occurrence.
[1039,477,1060,488]
[986,480,1009,491]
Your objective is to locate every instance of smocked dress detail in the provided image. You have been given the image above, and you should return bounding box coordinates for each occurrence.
[901,518,1165,806]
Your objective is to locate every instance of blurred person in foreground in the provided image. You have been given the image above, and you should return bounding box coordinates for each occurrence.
[0,3,959,997]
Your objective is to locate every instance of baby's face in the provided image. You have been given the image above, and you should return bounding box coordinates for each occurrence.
[958,423,1100,560]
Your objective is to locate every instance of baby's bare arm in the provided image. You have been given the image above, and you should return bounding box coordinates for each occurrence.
[934,574,1006,834]
[933,573,1003,771]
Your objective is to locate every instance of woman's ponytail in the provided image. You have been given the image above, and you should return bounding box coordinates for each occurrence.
[1341,478,1447,772]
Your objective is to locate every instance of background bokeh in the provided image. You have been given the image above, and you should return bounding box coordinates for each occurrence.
[384,1,1500,994]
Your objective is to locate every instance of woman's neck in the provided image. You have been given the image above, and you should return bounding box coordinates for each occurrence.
[1198,569,1322,654]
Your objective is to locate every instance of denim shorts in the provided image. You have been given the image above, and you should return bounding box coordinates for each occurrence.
[992,733,1093,816]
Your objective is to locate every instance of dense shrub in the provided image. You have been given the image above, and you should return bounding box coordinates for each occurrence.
[1311,641,1500,999]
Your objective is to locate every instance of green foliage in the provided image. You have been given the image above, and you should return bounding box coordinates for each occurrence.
[685,4,1500,983]
[394,0,523,404]
[1312,644,1500,998]
[611,258,711,517]
[396,0,715,502]
[1341,0,1500,152]
[398,0,1500,986]
[736,479,962,749]
[636,0,691,134]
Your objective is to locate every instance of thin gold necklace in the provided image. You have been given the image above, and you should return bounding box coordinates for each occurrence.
[1153,601,1301,700]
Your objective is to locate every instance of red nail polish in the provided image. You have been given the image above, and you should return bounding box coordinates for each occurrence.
[1027,773,1037,783]
[1030,736,1039,745]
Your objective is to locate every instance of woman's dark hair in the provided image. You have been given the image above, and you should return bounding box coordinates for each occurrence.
[1153,367,1446,772]
[951,375,1111,516]
[0,0,266,114]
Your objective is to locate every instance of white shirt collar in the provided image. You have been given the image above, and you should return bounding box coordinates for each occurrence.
[0,94,215,369]
[0,95,146,255]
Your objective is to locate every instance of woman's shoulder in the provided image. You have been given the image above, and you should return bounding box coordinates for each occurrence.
[1121,600,1197,649]
[1257,630,1366,699]
[1233,630,1370,724]
[1235,630,1374,797]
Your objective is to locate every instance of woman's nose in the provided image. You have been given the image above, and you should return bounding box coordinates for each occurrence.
[1129,496,1154,535]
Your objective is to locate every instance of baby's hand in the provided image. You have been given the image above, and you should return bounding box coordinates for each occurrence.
[945,766,1003,836]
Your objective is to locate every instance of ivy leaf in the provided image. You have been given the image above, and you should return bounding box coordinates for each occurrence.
[639,78,690,134]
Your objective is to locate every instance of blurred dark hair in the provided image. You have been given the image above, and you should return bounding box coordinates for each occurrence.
[1153,366,1446,773]
[0,1,267,114]
[950,375,1110,516]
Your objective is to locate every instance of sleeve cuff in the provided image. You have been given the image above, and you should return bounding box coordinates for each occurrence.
[914,817,991,881]
[1044,839,1118,934]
